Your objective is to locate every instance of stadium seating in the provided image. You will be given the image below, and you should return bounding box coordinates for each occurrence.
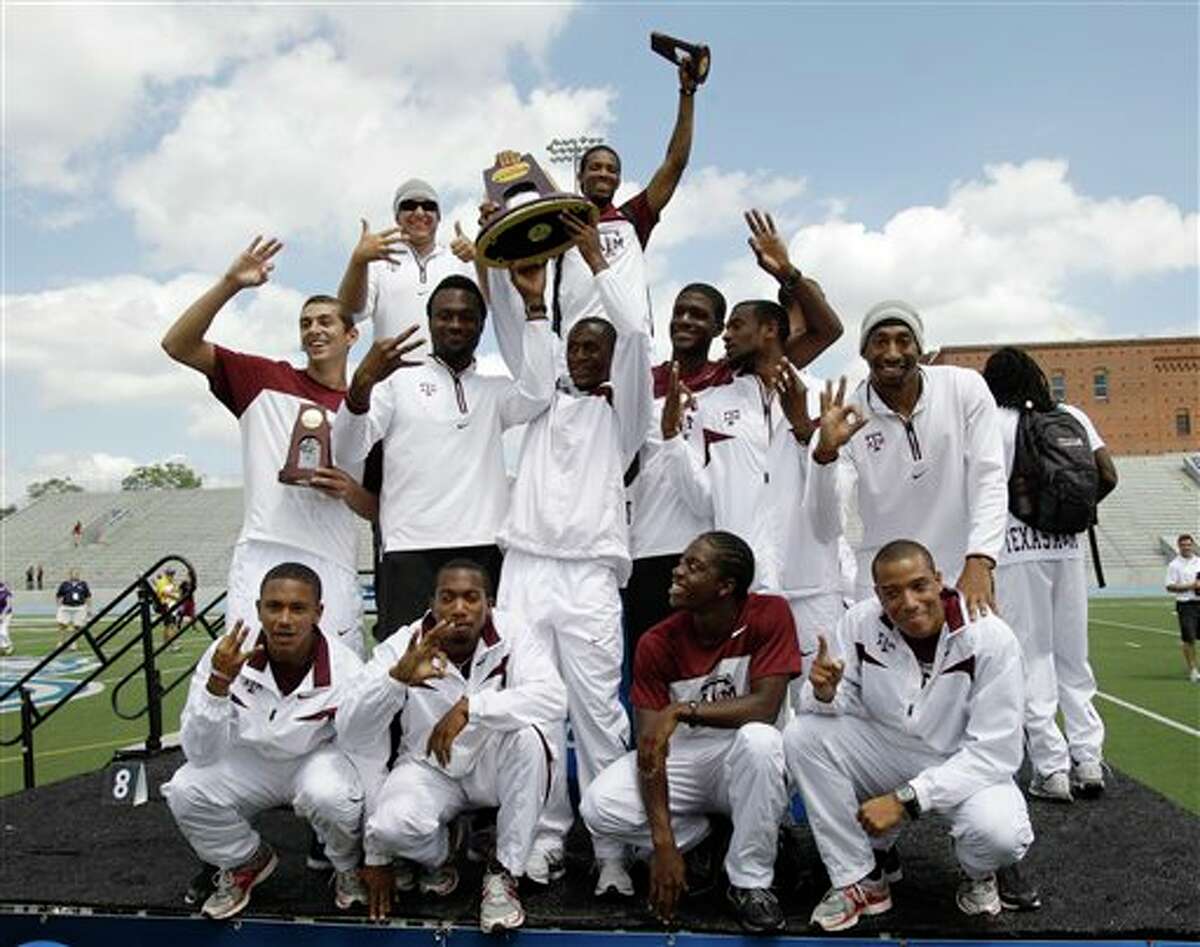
[1,488,375,591]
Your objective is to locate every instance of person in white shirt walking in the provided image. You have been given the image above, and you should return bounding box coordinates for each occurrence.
[983,347,1118,800]
[162,563,382,920]
[492,216,653,892]
[842,303,1007,618]
[784,540,1033,932]
[341,560,566,932]
[1166,533,1200,681]
[333,273,555,637]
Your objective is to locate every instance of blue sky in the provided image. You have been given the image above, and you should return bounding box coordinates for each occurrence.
[3,2,1197,505]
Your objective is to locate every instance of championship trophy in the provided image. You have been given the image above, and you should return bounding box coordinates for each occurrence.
[650,31,712,85]
[474,154,598,268]
[278,404,332,484]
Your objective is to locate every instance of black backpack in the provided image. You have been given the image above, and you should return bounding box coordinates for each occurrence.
[1009,406,1099,535]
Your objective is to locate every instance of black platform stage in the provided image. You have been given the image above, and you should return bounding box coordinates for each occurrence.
[0,749,1197,943]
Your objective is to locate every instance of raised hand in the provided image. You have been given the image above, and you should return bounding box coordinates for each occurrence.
[224,236,282,290]
[208,620,264,695]
[660,362,695,440]
[389,619,452,687]
[774,359,815,441]
[509,260,548,305]
[478,200,502,229]
[352,219,407,266]
[349,326,426,396]
[426,696,470,767]
[562,213,607,273]
[449,221,475,263]
[745,209,792,281]
[809,634,844,703]
[678,57,699,96]
[814,376,868,461]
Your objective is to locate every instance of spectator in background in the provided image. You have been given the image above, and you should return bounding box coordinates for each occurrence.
[25,565,34,591]
[155,568,183,652]
[1166,534,1200,682]
[72,520,83,547]
[0,580,13,656]
[56,568,91,650]
[179,576,196,629]
[36,564,44,590]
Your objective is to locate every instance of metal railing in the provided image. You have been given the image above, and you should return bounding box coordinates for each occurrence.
[0,555,221,789]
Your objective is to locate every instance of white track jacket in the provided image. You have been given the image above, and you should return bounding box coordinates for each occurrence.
[338,610,567,780]
[660,371,842,596]
[843,366,1006,591]
[331,322,555,553]
[495,269,653,585]
[179,630,381,766]
[798,589,1024,812]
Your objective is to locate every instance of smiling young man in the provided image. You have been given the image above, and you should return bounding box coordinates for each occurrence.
[489,217,652,892]
[659,212,845,665]
[783,540,1033,931]
[332,273,555,637]
[837,303,1007,619]
[338,178,475,341]
[162,237,380,659]
[339,560,566,932]
[582,530,800,932]
[163,563,382,920]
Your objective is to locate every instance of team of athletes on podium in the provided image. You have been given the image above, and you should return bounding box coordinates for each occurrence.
[158,58,1121,934]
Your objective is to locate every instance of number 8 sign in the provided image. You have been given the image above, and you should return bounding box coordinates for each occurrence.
[103,761,148,807]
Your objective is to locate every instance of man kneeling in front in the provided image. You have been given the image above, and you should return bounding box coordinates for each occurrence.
[163,562,376,919]
[784,539,1033,931]
[339,559,566,932]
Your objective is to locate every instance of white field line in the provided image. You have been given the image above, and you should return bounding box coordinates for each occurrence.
[1095,691,1200,739]
[1091,618,1176,639]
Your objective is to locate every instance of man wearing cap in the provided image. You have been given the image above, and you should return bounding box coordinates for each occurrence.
[823,301,1006,619]
[339,178,476,341]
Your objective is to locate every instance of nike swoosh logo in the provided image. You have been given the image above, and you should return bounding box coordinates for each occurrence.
[912,469,926,480]
[730,625,747,639]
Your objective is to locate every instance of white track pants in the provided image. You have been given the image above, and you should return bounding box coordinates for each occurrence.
[786,592,844,705]
[581,723,789,887]
[497,550,630,861]
[784,714,1032,887]
[365,727,550,877]
[163,744,364,871]
[0,614,11,650]
[227,540,365,658]
[997,558,1104,772]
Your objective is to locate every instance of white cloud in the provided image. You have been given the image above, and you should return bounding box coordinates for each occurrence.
[783,158,1197,352]
[4,273,308,409]
[112,38,615,272]
[5,5,576,197]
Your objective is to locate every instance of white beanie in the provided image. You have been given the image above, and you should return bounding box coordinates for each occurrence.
[859,299,924,353]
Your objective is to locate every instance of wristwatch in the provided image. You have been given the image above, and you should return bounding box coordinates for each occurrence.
[686,700,700,728]
[895,783,921,820]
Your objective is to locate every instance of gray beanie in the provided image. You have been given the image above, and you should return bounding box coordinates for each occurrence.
[859,299,924,353]
[392,178,440,218]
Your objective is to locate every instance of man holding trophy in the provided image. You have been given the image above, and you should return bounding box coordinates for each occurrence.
[161,235,399,660]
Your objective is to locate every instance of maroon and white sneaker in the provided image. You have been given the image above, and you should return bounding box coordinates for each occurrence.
[201,844,278,920]
[810,876,892,931]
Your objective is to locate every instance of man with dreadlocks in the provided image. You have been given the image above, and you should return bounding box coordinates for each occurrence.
[982,347,1117,800]
[582,531,801,932]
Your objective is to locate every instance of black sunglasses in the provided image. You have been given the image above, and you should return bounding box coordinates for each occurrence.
[398,200,439,213]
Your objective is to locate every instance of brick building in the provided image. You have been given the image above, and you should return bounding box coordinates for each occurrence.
[928,336,1199,456]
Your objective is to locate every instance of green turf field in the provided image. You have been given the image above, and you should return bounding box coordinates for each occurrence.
[2,598,1198,811]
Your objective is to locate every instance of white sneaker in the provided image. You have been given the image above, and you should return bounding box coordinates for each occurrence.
[1070,760,1105,799]
[480,869,524,932]
[418,862,459,896]
[956,873,1001,916]
[333,868,368,910]
[1028,770,1073,802]
[524,846,565,885]
[810,876,892,931]
[594,858,634,897]
[1189,668,1200,683]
